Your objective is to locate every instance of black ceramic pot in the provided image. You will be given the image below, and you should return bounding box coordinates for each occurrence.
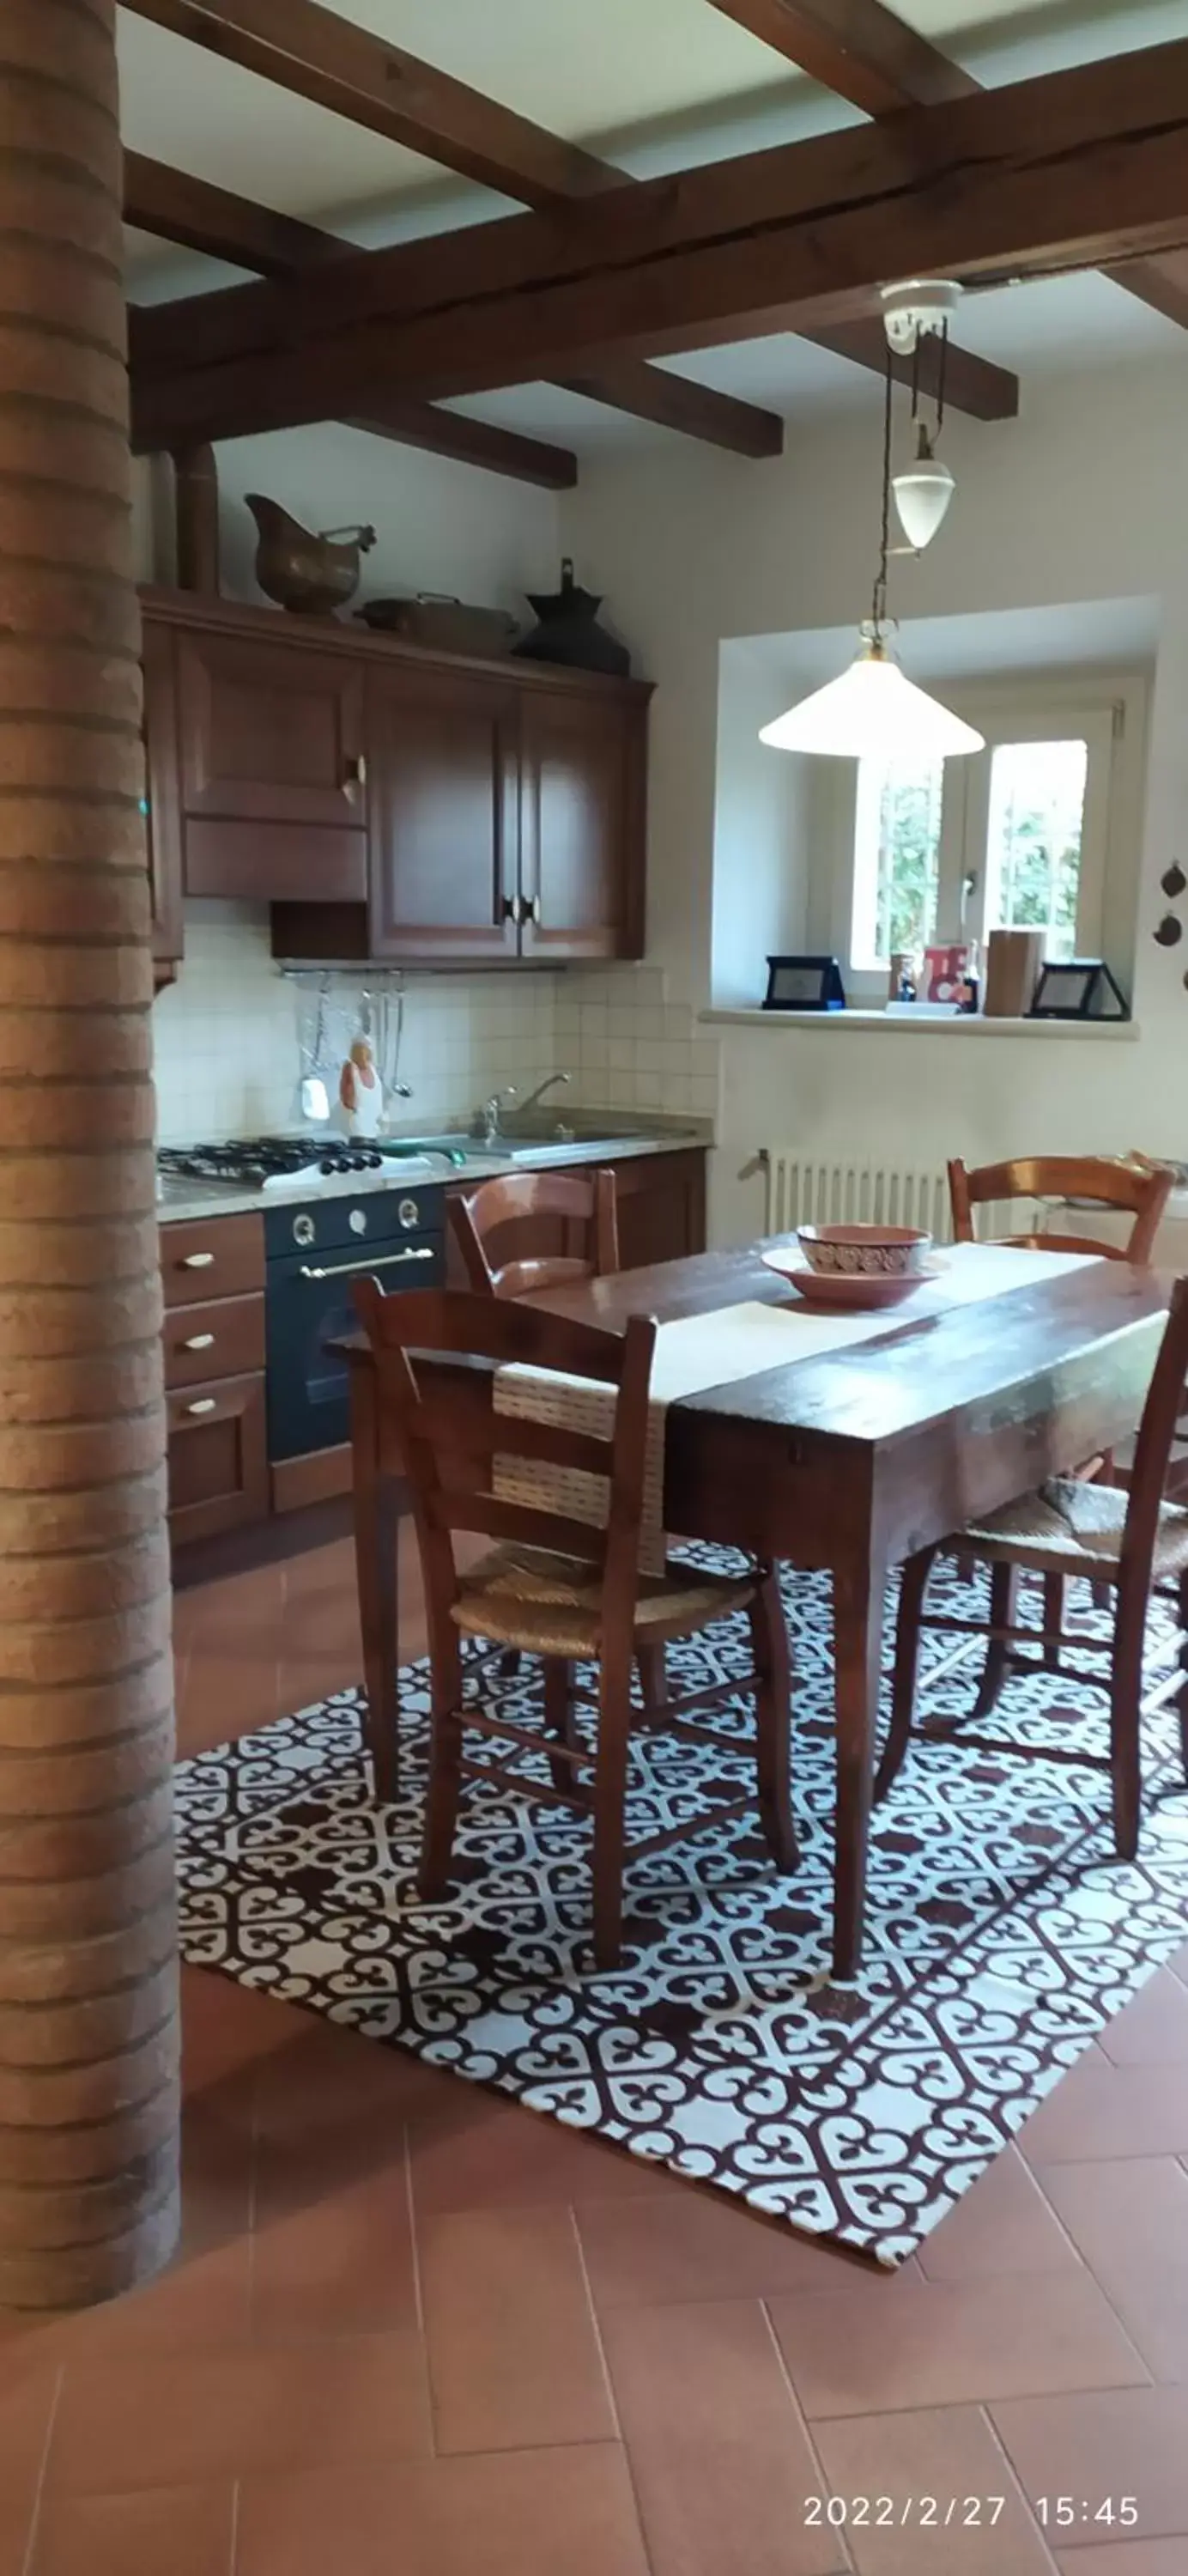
[513,557,631,676]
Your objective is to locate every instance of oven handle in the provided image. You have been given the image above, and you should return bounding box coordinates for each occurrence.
[297,1246,437,1282]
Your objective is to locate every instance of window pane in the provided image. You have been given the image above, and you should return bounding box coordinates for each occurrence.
[852,755,943,969]
[984,738,1088,963]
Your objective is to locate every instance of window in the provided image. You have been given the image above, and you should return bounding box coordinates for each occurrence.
[983,739,1088,962]
[841,696,1121,994]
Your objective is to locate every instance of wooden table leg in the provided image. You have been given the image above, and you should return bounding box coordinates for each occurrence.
[831,1553,888,1980]
[350,1363,401,1804]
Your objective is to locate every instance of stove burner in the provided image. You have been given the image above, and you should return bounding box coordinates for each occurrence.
[158,1136,385,1189]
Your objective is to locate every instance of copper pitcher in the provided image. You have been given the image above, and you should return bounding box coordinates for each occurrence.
[245,494,377,616]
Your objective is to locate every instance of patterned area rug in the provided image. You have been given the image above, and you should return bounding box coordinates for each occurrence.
[176,1558,1188,2264]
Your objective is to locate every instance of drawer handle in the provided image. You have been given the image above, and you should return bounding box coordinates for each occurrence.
[182,1332,215,1352]
[184,1396,217,1416]
[298,1246,435,1282]
[181,1251,215,1269]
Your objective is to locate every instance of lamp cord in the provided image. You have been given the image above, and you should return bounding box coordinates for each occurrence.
[872,336,894,637]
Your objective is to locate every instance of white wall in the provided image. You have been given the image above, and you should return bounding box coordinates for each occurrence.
[561,355,1188,1239]
[712,641,812,1005]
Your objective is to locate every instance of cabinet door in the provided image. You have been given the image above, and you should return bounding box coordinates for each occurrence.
[141,617,183,965]
[612,1151,707,1271]
[167,1370,269,1547]
[177,628,367,829]
[518,689,646,963]
[367,665,518,962]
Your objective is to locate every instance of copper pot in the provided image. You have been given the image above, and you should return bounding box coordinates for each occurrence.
[245,495,377,616]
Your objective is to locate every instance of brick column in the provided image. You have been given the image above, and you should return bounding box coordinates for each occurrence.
[0,0,179,2306]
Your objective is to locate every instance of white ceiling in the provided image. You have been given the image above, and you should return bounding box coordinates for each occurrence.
[118,0,1188,447]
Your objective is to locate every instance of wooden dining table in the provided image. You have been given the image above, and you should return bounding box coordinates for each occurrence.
[339,1238,1169,1978]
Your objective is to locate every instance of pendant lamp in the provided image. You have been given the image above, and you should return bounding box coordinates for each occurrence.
[761,345,981,763]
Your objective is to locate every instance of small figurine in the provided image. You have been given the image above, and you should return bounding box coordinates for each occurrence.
[333,1038,384,1138]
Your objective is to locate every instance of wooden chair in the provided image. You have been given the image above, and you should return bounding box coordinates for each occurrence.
[354,1281,796,1970]
[949,1155,1174,1656]
[876,1276,1188,1857]
[948,1155,1172,1264]
[450,1166,620,1299]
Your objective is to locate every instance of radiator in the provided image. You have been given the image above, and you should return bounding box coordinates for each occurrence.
[763,1151,953,1242]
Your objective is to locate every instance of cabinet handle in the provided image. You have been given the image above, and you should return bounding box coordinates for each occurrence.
[182,1332,215,1352]
[183,1396,216,1416]
[298,1246,435,1282]
[181,1251,215,1269]
[344,751,367,800]
[503,894,524,925]
[529,894,542,926]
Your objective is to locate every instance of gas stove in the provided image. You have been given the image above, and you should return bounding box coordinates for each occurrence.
[157,1136,423,1194]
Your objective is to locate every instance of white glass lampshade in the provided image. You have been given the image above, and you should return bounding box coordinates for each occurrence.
[893,453,955,550]
[759,638,984,761]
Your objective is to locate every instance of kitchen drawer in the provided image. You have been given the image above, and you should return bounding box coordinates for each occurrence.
[161,1212,264,1309]
[167,1370,269,1546]
[162,1291,264,1391]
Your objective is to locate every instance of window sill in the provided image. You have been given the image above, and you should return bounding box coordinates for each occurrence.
[700,1008,1139,1042]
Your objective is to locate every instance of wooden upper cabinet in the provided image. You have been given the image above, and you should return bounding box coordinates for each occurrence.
[173,624,368,905]
[140,616,184,968]
[366,664,518,963]
[518,687,646,962]
[177,627,366,828]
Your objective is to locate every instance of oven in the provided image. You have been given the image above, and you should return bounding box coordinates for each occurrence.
[264,1184,446,1461]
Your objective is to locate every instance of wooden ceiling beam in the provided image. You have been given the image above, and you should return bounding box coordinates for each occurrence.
[707,0,1185,333]
[127,38,1188,451]
[121,0,616,206]
[124,154,579,488]
[121,1,781,456]
[706,0,976,116]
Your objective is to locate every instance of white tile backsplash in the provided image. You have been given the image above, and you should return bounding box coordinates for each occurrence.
[152,907,720,1143]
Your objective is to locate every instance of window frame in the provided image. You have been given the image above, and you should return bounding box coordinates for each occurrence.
[808,674,1145,1010]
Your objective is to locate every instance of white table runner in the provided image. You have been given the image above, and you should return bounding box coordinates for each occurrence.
[493,1249,1094,1573]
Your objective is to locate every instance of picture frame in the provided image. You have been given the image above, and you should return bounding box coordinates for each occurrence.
[1027,960,1129,1022]
[762,954,846,1012]
[921,941,976,1008]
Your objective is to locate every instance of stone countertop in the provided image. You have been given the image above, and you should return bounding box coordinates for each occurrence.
[156,1120,712,1227]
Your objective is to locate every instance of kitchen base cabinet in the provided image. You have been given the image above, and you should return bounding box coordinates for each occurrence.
[611,1150,707,1270]
[167,1371,269,1547]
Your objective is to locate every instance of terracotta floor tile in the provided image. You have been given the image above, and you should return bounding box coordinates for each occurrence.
[1018,2052,1188,2165]
[991,2388,1188,2544]
[45,2334,431,2493]
[917,2145,1082,2282]
[409,2082,679,2215]
[31,2481,234,2576]
[173,1563,283,1646]
[769,2270,1149,2420]
[252,2116,419,2336]
[0,2358,59,2560]
[252,2014,442,2136]
[812,2404,1054,2574]
[237,2446,649,2576]
[1056,2547,1188,2573]
[1037,2158,1188,2384]
[180,1964,295,2107]
[418,2202,614,2454]
[577,2184,872,2308]
[603,2300,843,2576]
[1097,1973,1188,2067]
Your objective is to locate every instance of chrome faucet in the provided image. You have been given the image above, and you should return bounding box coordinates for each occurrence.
[512,1072,573,1121]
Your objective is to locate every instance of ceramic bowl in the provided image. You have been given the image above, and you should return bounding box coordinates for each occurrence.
[796,1222,933,1278]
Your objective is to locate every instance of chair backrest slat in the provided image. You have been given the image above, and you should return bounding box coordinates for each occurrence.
[949,1155,1173,1264]
[355,1282,656,1606]
[451,1166,621,1299]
